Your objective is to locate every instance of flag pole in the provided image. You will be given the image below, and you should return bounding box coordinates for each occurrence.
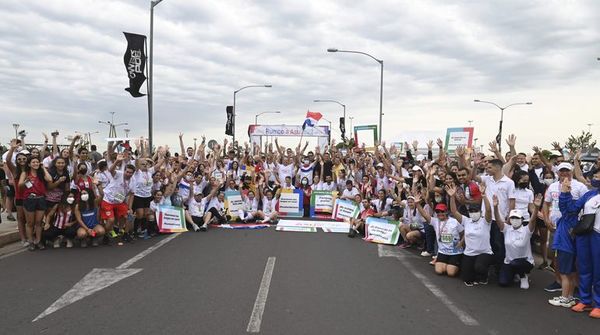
[144,34,151,152]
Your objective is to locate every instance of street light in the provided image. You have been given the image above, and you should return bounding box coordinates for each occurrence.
[255,111,281,125]
[233,84,272,144]
[327,48,383,142]
[587,123,593,133]
[99,112,128,138]
[349,116,354,138]
[124,129,131,138]
[12,123,19,139]
[313,99,346,139]
[148,0,165,152]
[473,99,532,153]
[321,117,333,143]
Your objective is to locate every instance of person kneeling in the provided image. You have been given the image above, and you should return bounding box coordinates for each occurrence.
[74,189,105,247]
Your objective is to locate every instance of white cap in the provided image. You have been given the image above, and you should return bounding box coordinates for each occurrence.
[509,209,523,218]
[376,162,384,168]
[412,165,423,173]
[19,149,30,155]
[193,189,203,196]
[557,162,573,171]
[416,154,426,161]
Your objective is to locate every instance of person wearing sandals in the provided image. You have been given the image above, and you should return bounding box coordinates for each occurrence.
[43,192,78,248]
[559,172,600,319]
[74,188,104,247]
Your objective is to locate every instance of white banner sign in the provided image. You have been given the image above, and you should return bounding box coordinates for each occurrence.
[278,191,301,214]
[225,191,244,218]
[157,205,187,233]
[332,199,360,221]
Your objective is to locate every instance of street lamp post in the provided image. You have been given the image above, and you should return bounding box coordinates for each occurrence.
[473,99,532,153]
[255,111,281,125]
[233,84,272,144]
[124,129,131,138]
[322,117,332,143]
[148,0,165,152]
[99,112,128,138]
[12,123,19,139]
[327,48,383,142]
[349,117,354,138]
[313,99,346,139]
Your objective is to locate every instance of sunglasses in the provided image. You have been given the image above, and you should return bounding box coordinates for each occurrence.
[435,210,447,214]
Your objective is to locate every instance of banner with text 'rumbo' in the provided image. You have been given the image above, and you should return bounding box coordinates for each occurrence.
[123,32,147,97]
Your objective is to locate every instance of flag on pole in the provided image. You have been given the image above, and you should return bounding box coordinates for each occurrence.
[123,32,147,98]
[302,111,322,130]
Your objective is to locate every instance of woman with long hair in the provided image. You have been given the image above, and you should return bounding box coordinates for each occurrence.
[18,156,52,250]
[42,192,78,248]
[5,139,29,246]
[74,188,104,247]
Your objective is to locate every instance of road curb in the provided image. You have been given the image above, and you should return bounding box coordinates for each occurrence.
[0,231,20,248]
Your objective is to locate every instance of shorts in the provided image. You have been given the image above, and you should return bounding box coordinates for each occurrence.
[191,216,204,225]
[436,253,462,267]
[556,250,576,274]
[15,198,24,206]
[6,185,15,197]
[132,196,152,210]
[100,201,129,220]
[24,197,47,212]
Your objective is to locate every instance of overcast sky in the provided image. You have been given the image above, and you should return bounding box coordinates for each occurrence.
[1,0,599,153]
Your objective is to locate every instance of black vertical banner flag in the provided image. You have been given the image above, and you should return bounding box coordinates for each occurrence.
[339,117,346,139]
[225,106,234,136]
[123,32,147,98]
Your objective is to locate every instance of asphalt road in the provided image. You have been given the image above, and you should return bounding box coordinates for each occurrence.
[0,227,597,334]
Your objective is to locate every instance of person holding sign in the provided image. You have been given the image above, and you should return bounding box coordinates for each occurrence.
[201,181,227,231]
[238,190,260,222]
[257,184,279,224]
[415,194,464,277]
[447,184,494,287]
[398,196,428,250]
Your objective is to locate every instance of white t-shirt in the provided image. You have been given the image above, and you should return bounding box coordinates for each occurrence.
[95,170,112,189]
[150,198,164,213]
[481,175,515,221]
[276,163,295,181]
[341,187,360,199]
[374,173,390,192]
[319,181,337,192]
[371,198,393,213]
[188,197,208,217]
[103,171,134,204]
[502,224,534,264]
[511,188,534,222]
[544,180,588,226]
[431,217,464,255]
[207,197,225,214]
[582,194,600,233]
[262,197,277,214]
[132,167,155,198]
[461,216,492,256]
[402,206,426,231]
[243,197,259,212]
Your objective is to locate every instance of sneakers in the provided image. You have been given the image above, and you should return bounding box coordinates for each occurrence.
[544,281,562,292]
[36,242,45,250]
[21,240,30,248]
[53,238,61,249]
[191,223,201,232]
[6,214,16,221]
[548,296,576,308]
[537,261,548,270]
[80,239,88,248]
[571,302,593,313]
[66,239,74,248]
[28,243,36,251]
[420,251,432,257]
[200,223,208,232]
[477,279,489,285]
[429,256,437,266]
[520,275,529,289]
[91,238,100,247]
[464,281,474,287]
[590,308,600,319]
[109,230,118,238]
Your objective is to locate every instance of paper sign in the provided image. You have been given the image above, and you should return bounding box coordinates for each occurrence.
[157,205,187,233]
[225,191,244,219]
[332,199,360,221]
[277,189,303,217]
[364,217,400,245]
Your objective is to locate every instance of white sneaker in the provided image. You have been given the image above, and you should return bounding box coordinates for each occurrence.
[191,223,200,232]
[519,275,529,289]
[53,239,61,249]
[420,251,432,257]
[200,223,208,232]
[66,239,74,248]
[548,296,576,308]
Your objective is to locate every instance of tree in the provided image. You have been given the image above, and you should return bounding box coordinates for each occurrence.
[565,131,596,152]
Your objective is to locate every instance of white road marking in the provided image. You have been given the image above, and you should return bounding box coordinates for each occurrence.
[397,257,479,326]
[116,233,180,269]
[247,257,276,333]
[33,233,180,322]
[377,244,479,326]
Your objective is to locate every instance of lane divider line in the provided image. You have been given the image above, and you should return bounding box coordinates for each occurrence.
[247,257,276,333]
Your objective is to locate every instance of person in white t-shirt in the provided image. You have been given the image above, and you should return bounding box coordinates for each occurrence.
[238,190,260,223]
[371,189,393,217]
[510,170,534,223]
[101,155,135,242]
[341,180,360,200]
[447,185,494,286]
[398,196,428,249]
[202,186,228,231]
[494,193,543,289]
[416,197,464,278]
[129,156,163,238]
[186,184,218,232]
[257,186,279,223]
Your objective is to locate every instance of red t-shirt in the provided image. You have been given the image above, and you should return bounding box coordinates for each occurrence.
[22,173,47,198]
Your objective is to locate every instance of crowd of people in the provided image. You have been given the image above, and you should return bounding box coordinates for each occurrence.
[1,130,599,319]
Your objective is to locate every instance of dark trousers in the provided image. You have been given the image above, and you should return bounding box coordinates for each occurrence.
[498,258,534,286]
[42,225,77,243]
[490,221,506,269]
[208,208,227,224]
[461,253,494,282]
[424,223,436,254]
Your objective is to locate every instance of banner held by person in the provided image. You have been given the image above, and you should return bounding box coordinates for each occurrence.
[225,190,244,219]
[364,217,400,245]
[310,190,338,217]
[123,32,147,98]
[444,127,474,154]
[276,189,303,217]
[157,205,187,233]
[332,199,360,221]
